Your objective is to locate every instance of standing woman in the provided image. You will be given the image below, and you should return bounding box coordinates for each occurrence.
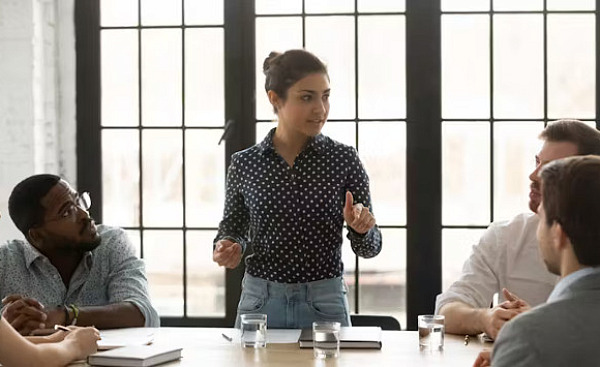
[213,49,382,329]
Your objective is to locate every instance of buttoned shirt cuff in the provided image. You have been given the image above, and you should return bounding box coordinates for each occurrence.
[126,299,160,327]
[434,291,480,315]
[346,227,368,241]
[214,236,246,253]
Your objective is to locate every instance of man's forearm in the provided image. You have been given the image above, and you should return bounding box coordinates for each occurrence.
[74,302,145,329]
[439,302,486,335]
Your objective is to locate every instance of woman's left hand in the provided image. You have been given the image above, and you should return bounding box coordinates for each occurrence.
[343,191,376,234]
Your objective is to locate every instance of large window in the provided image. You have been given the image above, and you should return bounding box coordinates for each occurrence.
[96,0,227,322]
[440,0,596,291]
[77,0,599,330]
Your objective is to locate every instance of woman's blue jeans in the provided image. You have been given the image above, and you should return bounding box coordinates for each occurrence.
[234,273,352,329]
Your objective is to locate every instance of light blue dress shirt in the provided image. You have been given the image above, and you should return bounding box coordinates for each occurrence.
[0,225,159,327]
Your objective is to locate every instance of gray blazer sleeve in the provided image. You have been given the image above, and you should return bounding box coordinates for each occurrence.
[492,316,542,367]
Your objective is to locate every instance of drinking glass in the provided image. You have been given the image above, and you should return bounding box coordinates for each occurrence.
[418,314,445,351]
[240,313,267,348]
[312,321,340,359]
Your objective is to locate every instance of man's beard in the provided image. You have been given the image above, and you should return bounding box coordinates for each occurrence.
[53,218,102,253]
[54,235,102,253]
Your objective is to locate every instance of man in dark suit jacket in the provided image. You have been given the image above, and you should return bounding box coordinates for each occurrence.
[475,155,600,367]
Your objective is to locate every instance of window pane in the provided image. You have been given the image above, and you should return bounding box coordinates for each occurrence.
[102,130,140,227]
[184,0,223,25]
[125,230,141,258]
[442,229,486,292]
[305,16,355,120]
[493,15,543,119]
[255,0,302,14]
[144,230,183,316]
[546,0,594,10]
[493,0,542,10]
[359,228,406,330]
[255,17,302,120]
[321,121,356,148]
[358,0,405,13]
[305,0,354,13]
[442,122,490,226]
[256,122,277,141]
[185,130,225,227]
[547,15,595,119]
[442,15,490,119]
[186,230,225,317]
[359,121,406,226]
[141,0,181,26]
[101,30,138,127]
[493,121,544,222]
[101,0,138,27]
[142,130,183,227]
[441,0,489,11]
[141,30,182,126]
[358,16,406,119]
[185,29,224,127]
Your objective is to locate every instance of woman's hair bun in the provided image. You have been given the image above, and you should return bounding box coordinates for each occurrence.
[263,51,282,75]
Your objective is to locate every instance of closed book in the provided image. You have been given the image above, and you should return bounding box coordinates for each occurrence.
[299,326,382,349]
[87,345,182,367]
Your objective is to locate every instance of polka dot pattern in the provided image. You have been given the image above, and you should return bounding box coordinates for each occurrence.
[215,128,382,283]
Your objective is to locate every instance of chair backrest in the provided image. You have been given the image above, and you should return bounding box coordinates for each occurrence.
[350,314,401,330]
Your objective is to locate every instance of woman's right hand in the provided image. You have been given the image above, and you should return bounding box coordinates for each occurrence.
[64,326,100,360]
[213,239,242,268]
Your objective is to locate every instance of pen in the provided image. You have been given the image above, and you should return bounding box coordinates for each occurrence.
[221,333,233,342]
[54,324,70,332]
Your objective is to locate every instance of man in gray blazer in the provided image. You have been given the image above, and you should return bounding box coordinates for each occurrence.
[474,155,600,367]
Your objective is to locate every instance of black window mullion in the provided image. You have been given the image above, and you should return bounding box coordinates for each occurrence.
[137,0,144,259]
[543,0,548,126]
[75,0,102,223]
[224,0,256,327]
[406,0,442,331]
[181,0,188,319]
[489,7,495,223]
[353,0,360,315]
[596,0,600,127]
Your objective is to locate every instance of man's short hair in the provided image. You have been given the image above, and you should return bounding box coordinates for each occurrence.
[540,119,600,155]
[8,174,61,238]
[540,155,600,266]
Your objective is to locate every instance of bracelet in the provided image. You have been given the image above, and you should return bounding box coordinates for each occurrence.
[62,305,71,326]
[69,304,79,326]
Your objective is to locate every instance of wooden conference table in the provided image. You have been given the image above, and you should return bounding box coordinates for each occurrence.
[73,327,490,367]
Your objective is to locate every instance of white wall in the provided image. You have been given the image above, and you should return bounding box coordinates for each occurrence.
[0,0,75,240]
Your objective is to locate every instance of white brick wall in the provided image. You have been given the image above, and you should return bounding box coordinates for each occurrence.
[0,0,75,240]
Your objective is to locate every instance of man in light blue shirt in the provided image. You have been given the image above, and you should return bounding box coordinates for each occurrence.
[0,174,159,335]
[475,155,600,366]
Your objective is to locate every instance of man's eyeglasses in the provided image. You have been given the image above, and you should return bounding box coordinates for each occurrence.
[46,192,92,223]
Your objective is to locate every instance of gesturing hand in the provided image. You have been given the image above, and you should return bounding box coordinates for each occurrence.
[343,191,376,235]
[500,288,531,312]
[212,239,242,269]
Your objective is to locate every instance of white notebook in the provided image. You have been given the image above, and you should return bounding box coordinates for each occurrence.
[87,345,182,367]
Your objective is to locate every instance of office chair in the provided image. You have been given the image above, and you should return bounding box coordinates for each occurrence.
[350,314,401,330]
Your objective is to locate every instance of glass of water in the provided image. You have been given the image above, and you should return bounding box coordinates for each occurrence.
[240,314,267,348]
[312,321,341,359]
[418,314,445,351]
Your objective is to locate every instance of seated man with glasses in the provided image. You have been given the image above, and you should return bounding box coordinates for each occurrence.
[0,174,159,335]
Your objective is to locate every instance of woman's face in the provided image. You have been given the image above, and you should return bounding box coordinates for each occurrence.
[270,72,330,139]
